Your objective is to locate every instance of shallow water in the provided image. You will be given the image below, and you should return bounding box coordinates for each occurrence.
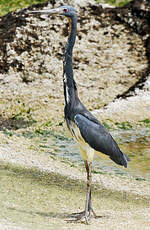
[53,128,150,180]
[109,129,150,179]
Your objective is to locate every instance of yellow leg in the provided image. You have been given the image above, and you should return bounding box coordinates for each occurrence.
[67,146,97,223]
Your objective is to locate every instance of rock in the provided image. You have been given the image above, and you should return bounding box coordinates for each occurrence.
[0,0,150,129]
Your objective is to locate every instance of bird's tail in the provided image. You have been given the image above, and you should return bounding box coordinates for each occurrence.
[122,152,130,168]
[110,151,130,168]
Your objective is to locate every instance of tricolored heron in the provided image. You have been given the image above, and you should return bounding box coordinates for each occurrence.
[29,6,130,223]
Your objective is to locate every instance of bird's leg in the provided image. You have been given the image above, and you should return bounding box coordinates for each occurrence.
[67,161,97,223]
[84,160,97,219]
[84,160,92,217]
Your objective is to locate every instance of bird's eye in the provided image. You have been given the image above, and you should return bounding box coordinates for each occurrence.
[63,8,68,13]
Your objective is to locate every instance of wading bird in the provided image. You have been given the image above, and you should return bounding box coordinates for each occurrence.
[29,6,130,223]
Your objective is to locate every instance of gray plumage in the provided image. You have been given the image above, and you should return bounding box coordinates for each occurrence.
[29,5,130,223]
[61,6,129,168]
[74,113,129,167]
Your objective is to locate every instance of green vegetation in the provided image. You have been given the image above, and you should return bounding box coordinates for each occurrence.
[0,0,131,16]
[106,0,130,6]
[135,177,146,181]
[115,121,133,130]
[103,121,112,130]
[102,120,134,130]
[96,0,131,7]
[0,0,47,16]
[139,118,150,127]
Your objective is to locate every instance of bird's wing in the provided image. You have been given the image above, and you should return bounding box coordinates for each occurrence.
[74,114,129,167]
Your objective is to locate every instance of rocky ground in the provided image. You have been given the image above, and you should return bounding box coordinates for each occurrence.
[0,0,150,131]
[0,0,150,229]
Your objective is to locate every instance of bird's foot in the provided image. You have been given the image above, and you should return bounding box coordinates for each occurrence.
[66,208,99,224]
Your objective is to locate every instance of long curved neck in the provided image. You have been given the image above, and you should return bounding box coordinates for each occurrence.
[63,15,78,106]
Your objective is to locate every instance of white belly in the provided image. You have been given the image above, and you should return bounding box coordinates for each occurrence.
[68,121,95,162]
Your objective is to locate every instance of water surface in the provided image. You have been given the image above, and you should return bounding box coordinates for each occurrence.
[53,128,150,180]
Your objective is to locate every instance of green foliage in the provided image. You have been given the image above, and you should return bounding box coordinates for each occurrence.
[0,0,131,16]
[139,119,150,127]
[0,0,47,16]
[3,129,14,137]
[138,118,150,128]
[92,170,105,175]
[115,121,133,130]
[103,121,112,130]
[95,0,131,6]
[135,177,146,181]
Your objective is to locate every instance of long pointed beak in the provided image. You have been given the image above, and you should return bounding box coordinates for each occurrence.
[28,8,61,15]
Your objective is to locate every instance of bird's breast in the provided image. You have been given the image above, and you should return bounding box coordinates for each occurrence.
[67,120,85,145]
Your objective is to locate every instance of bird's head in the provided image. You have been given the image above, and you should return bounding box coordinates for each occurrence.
[28,5,77,18]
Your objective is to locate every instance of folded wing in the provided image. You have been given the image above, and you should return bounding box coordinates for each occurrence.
[74,114,129,167]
